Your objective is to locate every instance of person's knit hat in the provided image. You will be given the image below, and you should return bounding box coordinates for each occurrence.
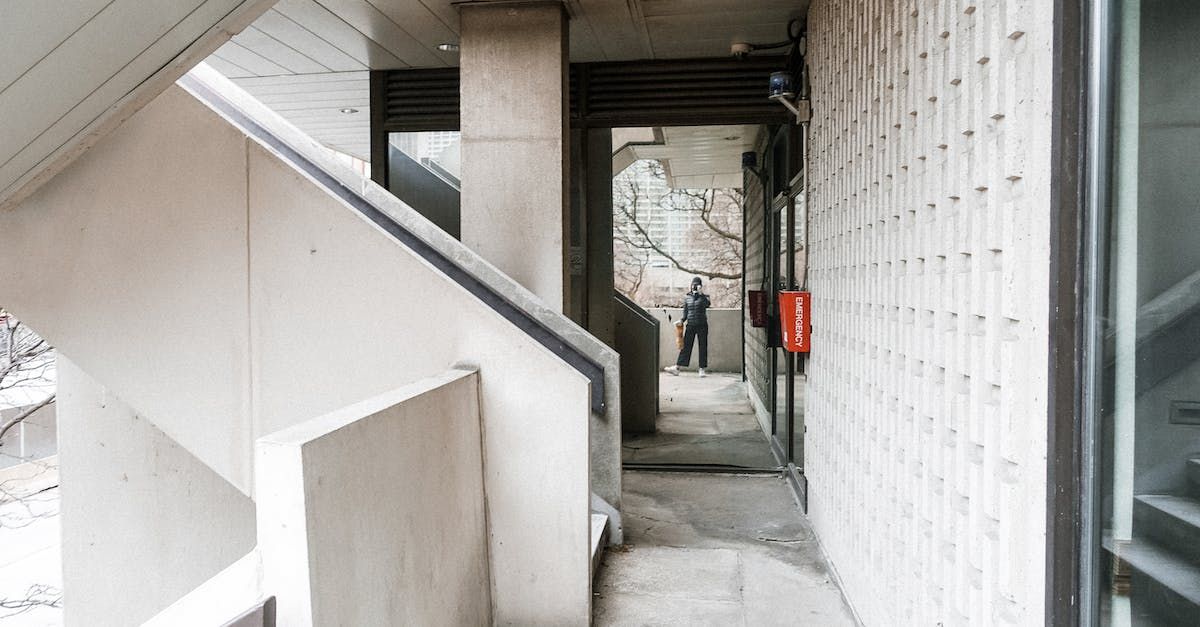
[691,276,703,286]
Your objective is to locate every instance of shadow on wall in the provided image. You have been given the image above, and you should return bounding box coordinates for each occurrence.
[651,308,741,373]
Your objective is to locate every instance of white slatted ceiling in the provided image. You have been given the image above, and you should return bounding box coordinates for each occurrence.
[231,71,370,161]
[0,0,271,207]
[629,125,758,189]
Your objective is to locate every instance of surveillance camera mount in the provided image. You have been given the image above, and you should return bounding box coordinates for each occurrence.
[770,94,811,124]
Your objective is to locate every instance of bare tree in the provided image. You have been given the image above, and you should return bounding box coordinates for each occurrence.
[613,160,744,307]
[0,311,55,445]
[0,584,62,619]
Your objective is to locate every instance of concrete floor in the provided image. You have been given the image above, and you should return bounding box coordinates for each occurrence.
[622,373,777,468]
[596,373,857,626]
[594,472,858,626]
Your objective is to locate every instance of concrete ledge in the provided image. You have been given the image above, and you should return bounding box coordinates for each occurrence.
[143,550,268,627]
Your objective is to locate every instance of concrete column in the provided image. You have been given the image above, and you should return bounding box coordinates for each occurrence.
[459,1,569,311]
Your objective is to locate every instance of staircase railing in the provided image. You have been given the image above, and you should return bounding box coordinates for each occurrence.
[178,71,608,414]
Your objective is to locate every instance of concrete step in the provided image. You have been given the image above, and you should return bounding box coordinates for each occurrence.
[591,513,610,582]
[1134,495,1200,566]
[1107,535,1200,625]
[1188,459,1200,498]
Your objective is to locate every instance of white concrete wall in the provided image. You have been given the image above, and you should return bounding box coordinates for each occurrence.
[805,1,1051,625]
[1,71,596,624]
[652,308,742,373]
[57,357,256,626]
[257,369,491,626]
[0,85,255,493]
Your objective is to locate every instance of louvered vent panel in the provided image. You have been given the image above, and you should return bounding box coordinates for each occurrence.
[380,68,460,131]
[377,56,790,131]
[578,57,788,124]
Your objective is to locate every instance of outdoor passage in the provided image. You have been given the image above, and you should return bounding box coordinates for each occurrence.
[0,0,1154,625]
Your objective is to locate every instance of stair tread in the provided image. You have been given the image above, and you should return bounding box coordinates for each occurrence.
[1105,534,1200,606]
[590,513,609,582]
[591,513,609,549]
[1136,494,1200,526]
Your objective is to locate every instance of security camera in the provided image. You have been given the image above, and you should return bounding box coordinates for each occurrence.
[731,42,752,59]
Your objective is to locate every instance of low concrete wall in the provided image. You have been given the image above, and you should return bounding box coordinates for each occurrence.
[257,369,491,626]
[615,294,658,433]
[652,308,742,373]
[2,69,595,623]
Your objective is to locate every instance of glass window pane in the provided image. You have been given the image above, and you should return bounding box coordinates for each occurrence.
[1091,1,1200,624]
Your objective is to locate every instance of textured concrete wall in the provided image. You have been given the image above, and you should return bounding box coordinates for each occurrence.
[805,1,1052,625]
[460,2,569,311]
[257,370,491,626]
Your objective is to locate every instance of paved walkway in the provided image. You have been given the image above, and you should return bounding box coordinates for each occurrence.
[622,373,776,468]
[595,372,857,626]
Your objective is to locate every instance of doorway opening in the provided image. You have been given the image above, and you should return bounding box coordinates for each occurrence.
[611,124,807,480]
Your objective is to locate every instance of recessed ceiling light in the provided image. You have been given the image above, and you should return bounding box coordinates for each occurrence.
[437,43,459,52]
[339,108,359,114]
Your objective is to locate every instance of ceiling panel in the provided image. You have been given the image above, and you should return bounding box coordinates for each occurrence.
[0,0,273,207]
[317,0,444,67]
[202,0,805,162]
[214,40,291,76]
[626,124,759,189]
[364,0,459,65]
[231,71,370,160]
[0,0,111,91]
[273,0,406,69]
[231,26,331,73]
[253,8,368,71]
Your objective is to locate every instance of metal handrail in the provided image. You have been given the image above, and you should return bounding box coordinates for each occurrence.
[178,74,606,413]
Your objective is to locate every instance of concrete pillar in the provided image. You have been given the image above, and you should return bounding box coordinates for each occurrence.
[459,1,569,311]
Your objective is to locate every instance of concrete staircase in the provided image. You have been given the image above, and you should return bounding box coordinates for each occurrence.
[1122,458,1200,623]
[591,513,611,581]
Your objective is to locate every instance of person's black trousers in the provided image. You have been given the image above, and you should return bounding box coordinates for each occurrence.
[676,323,708,368]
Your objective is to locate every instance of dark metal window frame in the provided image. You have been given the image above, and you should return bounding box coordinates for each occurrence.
[1047,0,1092,625]
[369,56,792,189]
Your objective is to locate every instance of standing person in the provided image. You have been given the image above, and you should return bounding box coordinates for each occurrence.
[665,277,711,377]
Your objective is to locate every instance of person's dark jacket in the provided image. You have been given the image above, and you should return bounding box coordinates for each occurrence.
[681,292,711,326]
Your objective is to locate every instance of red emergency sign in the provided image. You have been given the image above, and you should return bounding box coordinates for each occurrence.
[778,291,811,353]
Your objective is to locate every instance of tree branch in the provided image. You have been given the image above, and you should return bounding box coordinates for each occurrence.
[0,394,55,444]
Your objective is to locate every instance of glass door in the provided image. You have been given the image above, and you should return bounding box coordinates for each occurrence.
[767,124,805,467]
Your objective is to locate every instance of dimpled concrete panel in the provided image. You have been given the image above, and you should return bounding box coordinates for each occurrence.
[804,1,1051,625]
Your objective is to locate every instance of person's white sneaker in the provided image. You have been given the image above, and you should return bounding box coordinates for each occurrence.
[664,365,680,376]
[698,368,708,378]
